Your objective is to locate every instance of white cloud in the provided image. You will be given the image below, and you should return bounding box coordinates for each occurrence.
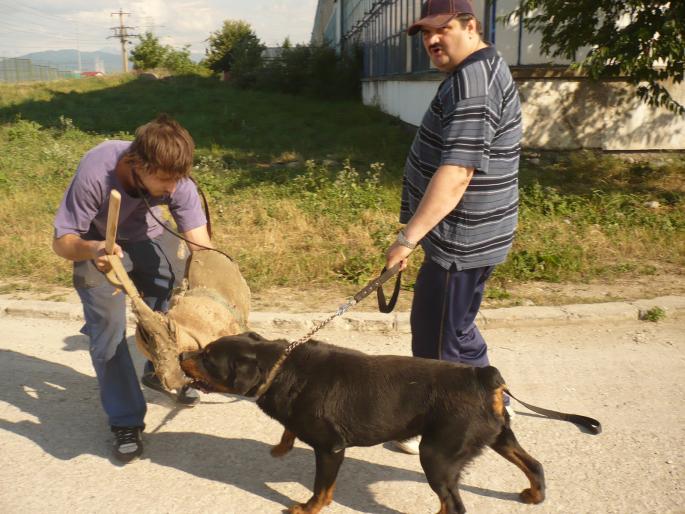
[0,0,319,58]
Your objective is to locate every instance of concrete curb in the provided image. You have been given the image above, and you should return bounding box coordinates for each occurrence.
[1,296,683,333]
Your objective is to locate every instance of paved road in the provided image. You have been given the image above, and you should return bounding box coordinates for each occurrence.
[0,315,683,513]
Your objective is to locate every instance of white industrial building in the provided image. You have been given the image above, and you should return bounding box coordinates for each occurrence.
[312,0,684,151]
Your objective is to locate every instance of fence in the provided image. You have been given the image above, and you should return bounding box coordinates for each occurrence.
[330,0,569,79]
[0,57,79,83]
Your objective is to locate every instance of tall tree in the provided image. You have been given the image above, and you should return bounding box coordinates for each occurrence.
[130,32,167,70]
[163,45,197,74]
[514,0,684,114]
[204,20,264,74]
[131,32,199,74]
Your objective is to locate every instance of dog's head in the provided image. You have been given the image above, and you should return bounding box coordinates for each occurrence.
[180,332,269,396]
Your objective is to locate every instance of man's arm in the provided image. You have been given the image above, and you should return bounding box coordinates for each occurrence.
[386,164,474,270]
[52,234,124,273]
[182,225,213,252]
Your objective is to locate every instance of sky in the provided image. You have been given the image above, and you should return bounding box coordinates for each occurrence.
[0,0,319,58]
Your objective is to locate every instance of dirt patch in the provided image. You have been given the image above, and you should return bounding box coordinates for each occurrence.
[499,273,685,307]
[2,272,684,313]
[247,272,685,311]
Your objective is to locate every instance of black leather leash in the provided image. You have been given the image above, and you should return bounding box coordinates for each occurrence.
[131,168,237,263]
[132,167,406,323]
[505,388,602,434]
[255,262,403,397]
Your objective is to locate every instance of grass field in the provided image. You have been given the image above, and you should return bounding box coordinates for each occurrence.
[0,74,683,303]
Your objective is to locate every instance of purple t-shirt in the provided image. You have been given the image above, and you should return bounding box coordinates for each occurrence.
[54,140,206,242]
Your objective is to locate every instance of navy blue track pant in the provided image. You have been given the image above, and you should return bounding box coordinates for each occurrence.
[410,257,494,367]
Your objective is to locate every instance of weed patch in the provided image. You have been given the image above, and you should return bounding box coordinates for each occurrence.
[641,306,666,322]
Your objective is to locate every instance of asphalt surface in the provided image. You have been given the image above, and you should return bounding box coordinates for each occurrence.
[0,302,684,513]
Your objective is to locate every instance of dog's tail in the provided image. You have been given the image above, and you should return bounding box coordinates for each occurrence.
[475,365,506,390]
[475,366,508,419]
[504,388,602,435]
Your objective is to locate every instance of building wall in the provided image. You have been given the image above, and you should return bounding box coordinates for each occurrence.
[363,77,685,150]
[312,0,337,45]
[318,0,685,150]
[362,78,440,127]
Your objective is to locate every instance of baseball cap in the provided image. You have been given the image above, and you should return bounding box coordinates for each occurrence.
[408,0,476,36]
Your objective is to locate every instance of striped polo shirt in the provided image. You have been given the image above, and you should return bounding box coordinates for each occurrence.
[400,45,522,270]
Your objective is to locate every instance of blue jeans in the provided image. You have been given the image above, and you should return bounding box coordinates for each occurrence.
[75,236,179,428]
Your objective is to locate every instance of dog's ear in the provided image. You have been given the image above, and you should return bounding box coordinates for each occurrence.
[230,354,262,395]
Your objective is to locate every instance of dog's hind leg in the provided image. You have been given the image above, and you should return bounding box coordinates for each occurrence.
[419,436,475,514]
[288,448,345,514]
[271,428,296,457]
[489,426,545,504]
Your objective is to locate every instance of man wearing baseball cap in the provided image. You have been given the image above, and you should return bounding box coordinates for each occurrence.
[385,0,522,454]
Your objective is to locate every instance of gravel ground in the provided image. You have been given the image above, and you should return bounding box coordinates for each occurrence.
[0,316,683,513]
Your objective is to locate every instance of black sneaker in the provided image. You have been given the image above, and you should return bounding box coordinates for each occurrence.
[111,426,143,463]
[141,371,200,407]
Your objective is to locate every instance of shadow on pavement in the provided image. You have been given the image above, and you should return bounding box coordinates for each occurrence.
[0,347,523,512]
[0,348,107,460]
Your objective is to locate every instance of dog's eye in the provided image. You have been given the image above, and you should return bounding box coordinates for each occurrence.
[202,350,230,380]
[202,352,222,375]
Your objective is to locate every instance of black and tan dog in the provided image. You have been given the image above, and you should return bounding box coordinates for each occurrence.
[180,332,558,514]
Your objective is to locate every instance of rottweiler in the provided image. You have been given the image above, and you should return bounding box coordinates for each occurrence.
[180,331,547,514]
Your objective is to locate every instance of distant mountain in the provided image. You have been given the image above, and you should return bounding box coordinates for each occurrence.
[16,49,206,71]
[16,49,123,73]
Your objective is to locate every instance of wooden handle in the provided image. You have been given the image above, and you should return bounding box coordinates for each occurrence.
[105,190,121,255]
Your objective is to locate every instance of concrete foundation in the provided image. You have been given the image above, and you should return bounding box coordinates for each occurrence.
[362,76,685,151]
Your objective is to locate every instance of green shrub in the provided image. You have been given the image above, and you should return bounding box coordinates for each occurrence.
[131,32,202,74]
[289,160,384,221]
[641,306,666,322]
[256,43,362,100]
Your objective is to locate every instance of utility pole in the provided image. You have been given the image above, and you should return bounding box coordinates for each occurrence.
[108,10,138,73]
[76,23,82,73]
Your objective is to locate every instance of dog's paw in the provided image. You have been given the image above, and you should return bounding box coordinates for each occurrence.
[287,504,308,514]
[272,429,296,457]
[519,488,544,504]
[270,444,293,458]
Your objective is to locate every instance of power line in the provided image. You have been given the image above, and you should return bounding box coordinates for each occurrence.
[0,0,73,24]
[0,5,109,53]
[0,14,108,38]
[0,23,103,43]
[0,1,111,42]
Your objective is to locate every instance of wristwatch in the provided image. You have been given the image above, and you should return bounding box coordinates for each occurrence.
[396,229,418,250]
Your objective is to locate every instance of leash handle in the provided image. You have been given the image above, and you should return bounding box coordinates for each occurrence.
[376,266,402,313]
[505,389,602,435]
[353,262,402,304]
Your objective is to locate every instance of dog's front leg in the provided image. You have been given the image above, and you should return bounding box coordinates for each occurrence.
[288,447,345,514]
[271,428,296,457]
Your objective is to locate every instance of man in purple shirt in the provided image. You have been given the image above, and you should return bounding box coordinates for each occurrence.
[53,114,212,463]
